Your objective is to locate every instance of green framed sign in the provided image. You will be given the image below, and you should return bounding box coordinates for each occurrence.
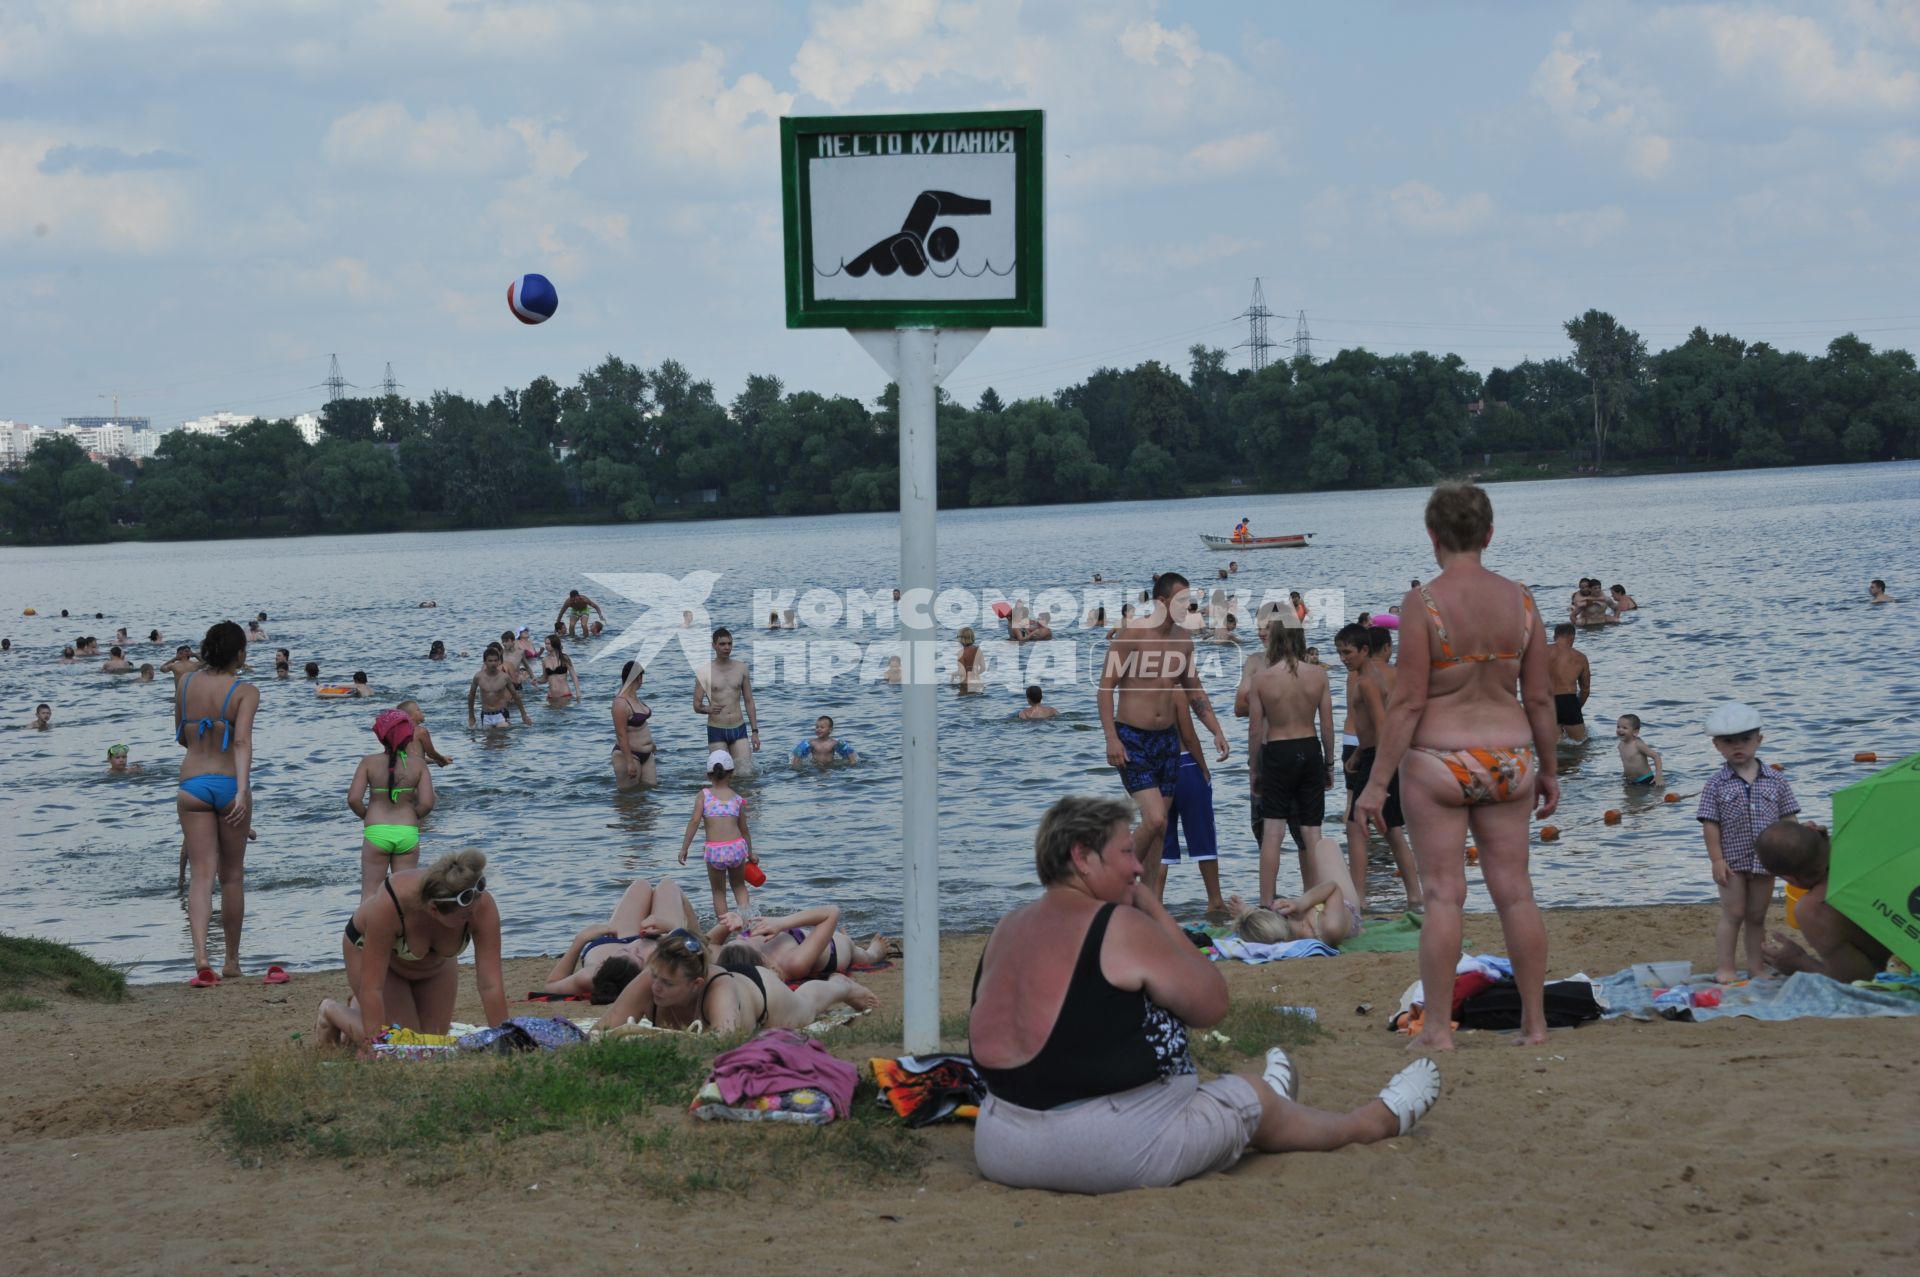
[781,109,1044,329]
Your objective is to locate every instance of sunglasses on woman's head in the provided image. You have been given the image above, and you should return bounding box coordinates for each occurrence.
[431,878,487,910]
[666,927,704,953]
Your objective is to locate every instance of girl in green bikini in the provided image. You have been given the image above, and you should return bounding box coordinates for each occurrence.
[347,709,436,896]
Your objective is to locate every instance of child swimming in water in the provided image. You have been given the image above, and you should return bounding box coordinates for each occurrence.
[792,715,857,765]
[1615,714,1664,786]
[679,750,756,919]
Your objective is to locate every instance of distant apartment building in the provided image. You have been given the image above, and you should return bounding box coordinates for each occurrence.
[1,408,322,468]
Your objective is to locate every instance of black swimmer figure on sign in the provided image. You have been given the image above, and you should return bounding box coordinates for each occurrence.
[843,190,992,277]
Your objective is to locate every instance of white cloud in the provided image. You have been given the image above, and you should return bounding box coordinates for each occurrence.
[1165,233,1259,270]
[1386,181,1493,236]
[1057,131,1279,194]
[641,45,793,180]
[1863,131,1920,181]
[1530,33,1673,179]
[323,102,528,178]
[1692,5,1919,112]
[0,127,192,252]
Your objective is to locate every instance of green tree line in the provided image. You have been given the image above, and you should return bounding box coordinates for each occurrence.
[3,314,1915,544]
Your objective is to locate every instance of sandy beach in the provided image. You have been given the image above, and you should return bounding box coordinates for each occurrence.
[3,902,1916,1276]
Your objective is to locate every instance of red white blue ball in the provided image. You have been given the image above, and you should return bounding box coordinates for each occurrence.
[507,273,559,325]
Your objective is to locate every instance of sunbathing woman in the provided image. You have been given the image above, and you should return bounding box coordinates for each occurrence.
[609,661,658,788]
[593,932,880,1034]
[313,850,506,1051]
[541,877,715,1002]
[346,708,435,896]
[726,904,892,983]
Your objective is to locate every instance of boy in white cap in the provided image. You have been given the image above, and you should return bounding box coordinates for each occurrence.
[1696,702,1799,982]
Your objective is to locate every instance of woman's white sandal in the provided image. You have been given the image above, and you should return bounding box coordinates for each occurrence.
[1261,1046,1298,1101]
[1378,1057,1441,1134]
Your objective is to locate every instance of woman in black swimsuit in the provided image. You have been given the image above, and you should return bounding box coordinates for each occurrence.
[539,633,581,705]
[610,660,658,787]
[593,932,880,1034]
[969,796,1443,1194]
[312,850,507,1053]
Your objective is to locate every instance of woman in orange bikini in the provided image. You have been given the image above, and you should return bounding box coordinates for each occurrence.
[1355,483,1560,1050]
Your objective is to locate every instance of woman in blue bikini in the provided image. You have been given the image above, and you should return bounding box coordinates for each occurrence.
[174,620,260,987]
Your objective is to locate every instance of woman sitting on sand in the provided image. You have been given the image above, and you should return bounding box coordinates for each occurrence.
[722,904,892,983]
[541,877,710,1002]
[313,850,506,1050]
[1226,836,1367,946]
[1354,482,1559,1050]
[969,795,1441,1195]
[593,931,881,1034]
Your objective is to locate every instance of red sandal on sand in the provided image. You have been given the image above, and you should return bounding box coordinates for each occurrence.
[263,965,290,985]
[189,967,220,988]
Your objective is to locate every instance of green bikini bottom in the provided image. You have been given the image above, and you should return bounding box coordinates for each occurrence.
[364,824,421,856]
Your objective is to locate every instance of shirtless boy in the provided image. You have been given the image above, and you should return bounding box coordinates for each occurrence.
[466,645,531,728]
[1018,685,1059,720]
[555,589,606,640]
[1615,714,1664,786]
[1548,624,1590,742]
[99,645,132,673]
[792,714,857,766]
[1337,624,1420,910]
[1100,572,1231,887]
[399,699,454,766]
[696,628,760,775]
[1249,623,1336,909]
[1757,822,1893,984]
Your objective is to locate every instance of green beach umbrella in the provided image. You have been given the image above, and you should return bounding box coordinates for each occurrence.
[1826,750,1920,973]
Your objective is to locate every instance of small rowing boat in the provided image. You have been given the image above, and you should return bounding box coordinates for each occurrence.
[1201,532,1314,551]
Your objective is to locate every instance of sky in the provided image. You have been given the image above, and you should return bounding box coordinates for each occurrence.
[2,0,1918,428]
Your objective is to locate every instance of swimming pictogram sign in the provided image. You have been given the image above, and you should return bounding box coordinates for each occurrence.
[782,110,1043,328]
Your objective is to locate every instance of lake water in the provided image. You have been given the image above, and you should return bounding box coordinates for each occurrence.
[2,461,1914,983]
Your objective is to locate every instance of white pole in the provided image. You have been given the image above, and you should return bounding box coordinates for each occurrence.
[853,327,985,1054]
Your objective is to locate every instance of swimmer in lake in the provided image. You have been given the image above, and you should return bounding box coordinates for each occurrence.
[100,645,132,673]
[792,715,858,766]
[1616,714,1664,787]
[1548,624,1591,742]
[556,589,606,640]
[610,661,658,788]
[398,700,453,767]
[273,648,291,679]
[1019,684,1059,720]
[467,645,530,729]
[1609,584,1637,612]
[107,743,141,774]
[1868,578,1893,604]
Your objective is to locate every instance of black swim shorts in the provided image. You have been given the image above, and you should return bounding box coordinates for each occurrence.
[1260,737,1327,827]
[1554,693,1584,727]
[1346,746,1405,828]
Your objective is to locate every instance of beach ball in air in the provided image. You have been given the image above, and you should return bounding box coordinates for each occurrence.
[507,273,559,325]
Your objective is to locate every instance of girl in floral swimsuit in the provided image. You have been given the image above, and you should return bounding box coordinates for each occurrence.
[679,750,756,919]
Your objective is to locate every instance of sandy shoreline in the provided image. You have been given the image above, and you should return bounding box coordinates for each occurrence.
[4,902,1916,1276]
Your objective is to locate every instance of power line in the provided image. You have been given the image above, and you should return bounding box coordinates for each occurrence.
[322,354,353,403]
[1293,309,1313,363]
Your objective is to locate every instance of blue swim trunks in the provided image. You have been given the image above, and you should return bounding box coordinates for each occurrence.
[708,722,750,745]
[1115,721,1182,797]
[1161,754,1217,862]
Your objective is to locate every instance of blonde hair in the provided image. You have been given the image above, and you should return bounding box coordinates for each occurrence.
[1264,621,1306,671]
[1235,907,1296,944]
[1425,482,1494,553]
[649,932,709,983]
[419,849,486,900]
[958,627,976,646]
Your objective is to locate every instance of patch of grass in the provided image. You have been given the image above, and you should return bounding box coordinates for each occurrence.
[1191,1000,1329,1075]
[221,1034,929,1193]
[0,934,127,1004]
[1,992,49,1012]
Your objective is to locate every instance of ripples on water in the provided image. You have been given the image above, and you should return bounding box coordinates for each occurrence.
[2,462,1913,982]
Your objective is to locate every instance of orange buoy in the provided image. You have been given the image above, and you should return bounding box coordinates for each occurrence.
[1465,844,1480,864]
[1769,762,1784,771]
[22,607,36,616]
[1664,792,1682,803]
[1854,752,1878,763]
[1603,810,1621,825]
[1540,826,1560,842]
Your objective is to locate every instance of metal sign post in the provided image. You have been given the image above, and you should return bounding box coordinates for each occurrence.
[783,110,1042,1055]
